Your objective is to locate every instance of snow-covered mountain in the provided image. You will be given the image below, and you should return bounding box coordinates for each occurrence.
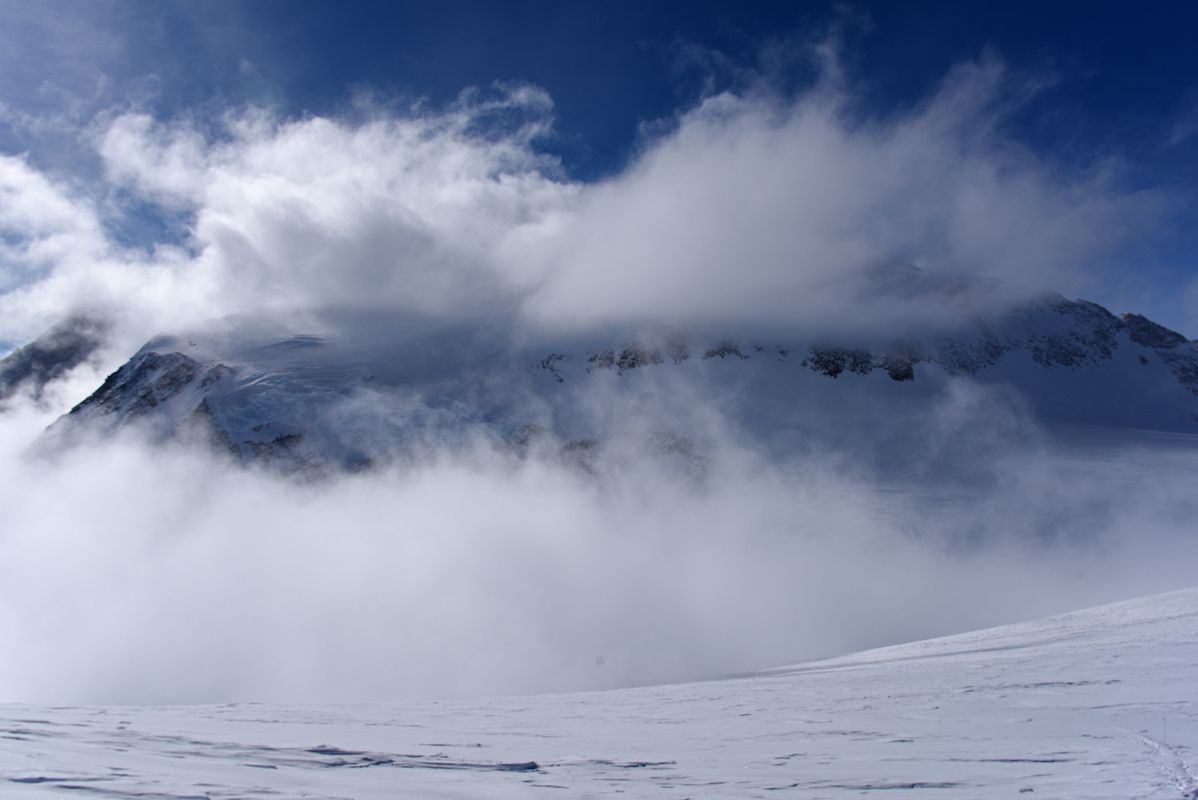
[28,271,1198,471]
[3,585,1195,799]
[0,314,108,407]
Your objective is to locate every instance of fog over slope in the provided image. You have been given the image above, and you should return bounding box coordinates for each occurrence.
[1,382,1196,703]
[1,51,1196,704]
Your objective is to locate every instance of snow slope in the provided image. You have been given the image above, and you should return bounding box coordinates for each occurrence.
[3,586,1195,799]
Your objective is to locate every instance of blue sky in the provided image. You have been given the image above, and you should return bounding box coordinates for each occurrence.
[1,0,1197,337]
[9,1,1198,179]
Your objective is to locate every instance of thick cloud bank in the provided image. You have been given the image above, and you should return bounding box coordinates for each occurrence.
[0,56,1165,352]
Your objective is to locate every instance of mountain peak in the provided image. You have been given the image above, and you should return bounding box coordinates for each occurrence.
[26,290,1198,473]
[0,314,110,406]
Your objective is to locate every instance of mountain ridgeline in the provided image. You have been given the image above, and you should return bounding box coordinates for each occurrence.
[0,314,109,407]
[26,286,1198,475]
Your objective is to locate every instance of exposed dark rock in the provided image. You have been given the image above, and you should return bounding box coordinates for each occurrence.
[177,397,239,457]
[558,433,706,483]
[0,314,109,405]
[534,353,567,383]
[586,350,615,372]
[506,423,550,457]
[1159,350,1198,397]
[244,431,305,458]
[200,364,235,389]
[241,431,325,478]
[616,346,663,374]
[1122,313,1189,350]
[881,358,915,381]
[1026,300,1122,368]
[877,341,922,382]
[703,341,749,360]
[935,321,1011,375]
[802,347,872,378]
[559,438,600,474]
[70,352,200,419]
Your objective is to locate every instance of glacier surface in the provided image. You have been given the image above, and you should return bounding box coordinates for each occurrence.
[2,587,1195,799]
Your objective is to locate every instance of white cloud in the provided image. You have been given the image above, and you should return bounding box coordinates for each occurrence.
[515,57,1162,331]
[94,87,574,325]
[0,155,214,357]
[0,53,1164,351]
[2,392,1196,703]
[98,113,210,206]
[0,55,1192,705]
[0,154,110,337]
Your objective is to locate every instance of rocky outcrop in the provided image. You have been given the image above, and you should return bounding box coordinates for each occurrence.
[0,314,109,405]
[1123,313,1189,350]
[69,352,231,421]
[532,296,1198,393]
[802,347,873,379]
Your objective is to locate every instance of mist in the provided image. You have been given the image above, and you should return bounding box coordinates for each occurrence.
[0,41,1193,706]
[1,358,1196,705]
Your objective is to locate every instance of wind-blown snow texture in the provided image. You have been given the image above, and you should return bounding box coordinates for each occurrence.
[2,587,1195,798]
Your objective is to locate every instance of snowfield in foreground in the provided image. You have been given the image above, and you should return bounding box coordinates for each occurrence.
[2,587,1196,799]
